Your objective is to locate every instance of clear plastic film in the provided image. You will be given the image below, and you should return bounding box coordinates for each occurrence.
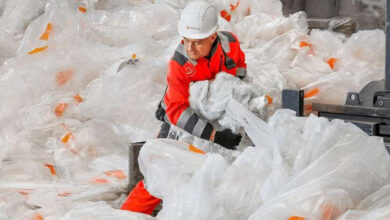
[0,0,388,218]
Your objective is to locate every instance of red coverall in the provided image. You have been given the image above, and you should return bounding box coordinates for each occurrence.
[121,31,247,214]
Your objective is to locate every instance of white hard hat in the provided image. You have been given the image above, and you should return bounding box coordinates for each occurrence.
[178,1,218,39]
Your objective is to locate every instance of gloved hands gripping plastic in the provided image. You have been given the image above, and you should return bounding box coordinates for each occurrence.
[214,129,242,150]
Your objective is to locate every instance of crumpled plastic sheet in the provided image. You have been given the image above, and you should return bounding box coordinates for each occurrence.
[139,99,390,220]
[337,184,390,220]
[0,0,47,64]
[0,0,387,218]
[0,0,176,218]
[61,201,156,220]
[189,72,266,133]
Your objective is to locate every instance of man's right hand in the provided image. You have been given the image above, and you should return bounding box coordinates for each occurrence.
[213,129,242,150]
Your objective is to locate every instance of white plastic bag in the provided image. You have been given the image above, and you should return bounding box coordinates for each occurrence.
[189,72,265,133]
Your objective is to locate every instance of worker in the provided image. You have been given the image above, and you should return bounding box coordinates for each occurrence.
[121,0,247,215]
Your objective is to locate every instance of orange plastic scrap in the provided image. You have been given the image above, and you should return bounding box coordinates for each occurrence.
[131,53,137,59]
[18,190,29,197]
[33,213,44,220]
[55,103,68,117]
[40,23,53,41]
[18,189,32,198]
[188,144,206,154]
[220,10,231,22]
[46,23,53,31]
[73,94,83,103]
[61,132,78,155]
[230,0,240,11]
[299,41,315,54]
[327,57,337,70]
[40,33,49,41]
[104,170,126,180]
[265,95,273,105]
[90,178,110,184]
[288,217,305,220]
[299,41,312,48]
[28,46,48,55]
[56,69,74,86]
[44,164,57,176]
[61,132,74,143]
[304,88,319,99]
[57,192,71,197]
[78,6,87,13]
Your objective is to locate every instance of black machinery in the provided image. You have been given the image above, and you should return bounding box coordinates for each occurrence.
[282,0,390,150]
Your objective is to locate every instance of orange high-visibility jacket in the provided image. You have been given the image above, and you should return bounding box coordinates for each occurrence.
[162,31,247,140]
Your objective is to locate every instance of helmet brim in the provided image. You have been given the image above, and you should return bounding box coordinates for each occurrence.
[178,22,218,40]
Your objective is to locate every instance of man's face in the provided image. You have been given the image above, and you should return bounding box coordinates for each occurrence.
[183,33,217,60]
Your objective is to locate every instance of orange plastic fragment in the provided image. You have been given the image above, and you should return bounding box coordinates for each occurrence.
[18,189,31,198]
[90,178,110,184]
[61,132,78,155]
[56,69,74,86]
[18,191,28,197]
[299,41,312,48]
[230,0,240,11]
[44,164,56,176]
[327,58,337,70]
[288,217,305,220]
[61,132,74,143]
[265,95,273,105]
[220,10,231,22]
[104,170,126,180]
[58,192,71,197]
[33,213,44,220]
[40,33,49,41]
[299,41,315,54]
[73,94,83,103]
[188,145,206,154]
[39,23,53,41]
[28,46,48,55]
[55,103,68,117]
[46,23,53,31]
[78,6,87,13]
[304,88,319,99]
[131,53,137,59]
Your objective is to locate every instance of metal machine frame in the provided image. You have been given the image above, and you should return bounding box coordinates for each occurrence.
[282,0,390,150]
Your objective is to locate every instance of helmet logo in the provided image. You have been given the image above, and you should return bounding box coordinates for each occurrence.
[186,26,201,30]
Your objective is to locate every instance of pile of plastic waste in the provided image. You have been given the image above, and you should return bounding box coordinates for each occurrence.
[140,100,390,220]
[0,0,386,219]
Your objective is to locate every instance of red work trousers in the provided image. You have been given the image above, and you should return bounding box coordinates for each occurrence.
[120,180,162,215]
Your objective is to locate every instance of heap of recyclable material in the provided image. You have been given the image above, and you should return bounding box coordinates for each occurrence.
[140,100,390,220]
[0,0,386,218]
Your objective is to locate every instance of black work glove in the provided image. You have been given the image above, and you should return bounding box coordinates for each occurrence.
[214,129,242,150]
